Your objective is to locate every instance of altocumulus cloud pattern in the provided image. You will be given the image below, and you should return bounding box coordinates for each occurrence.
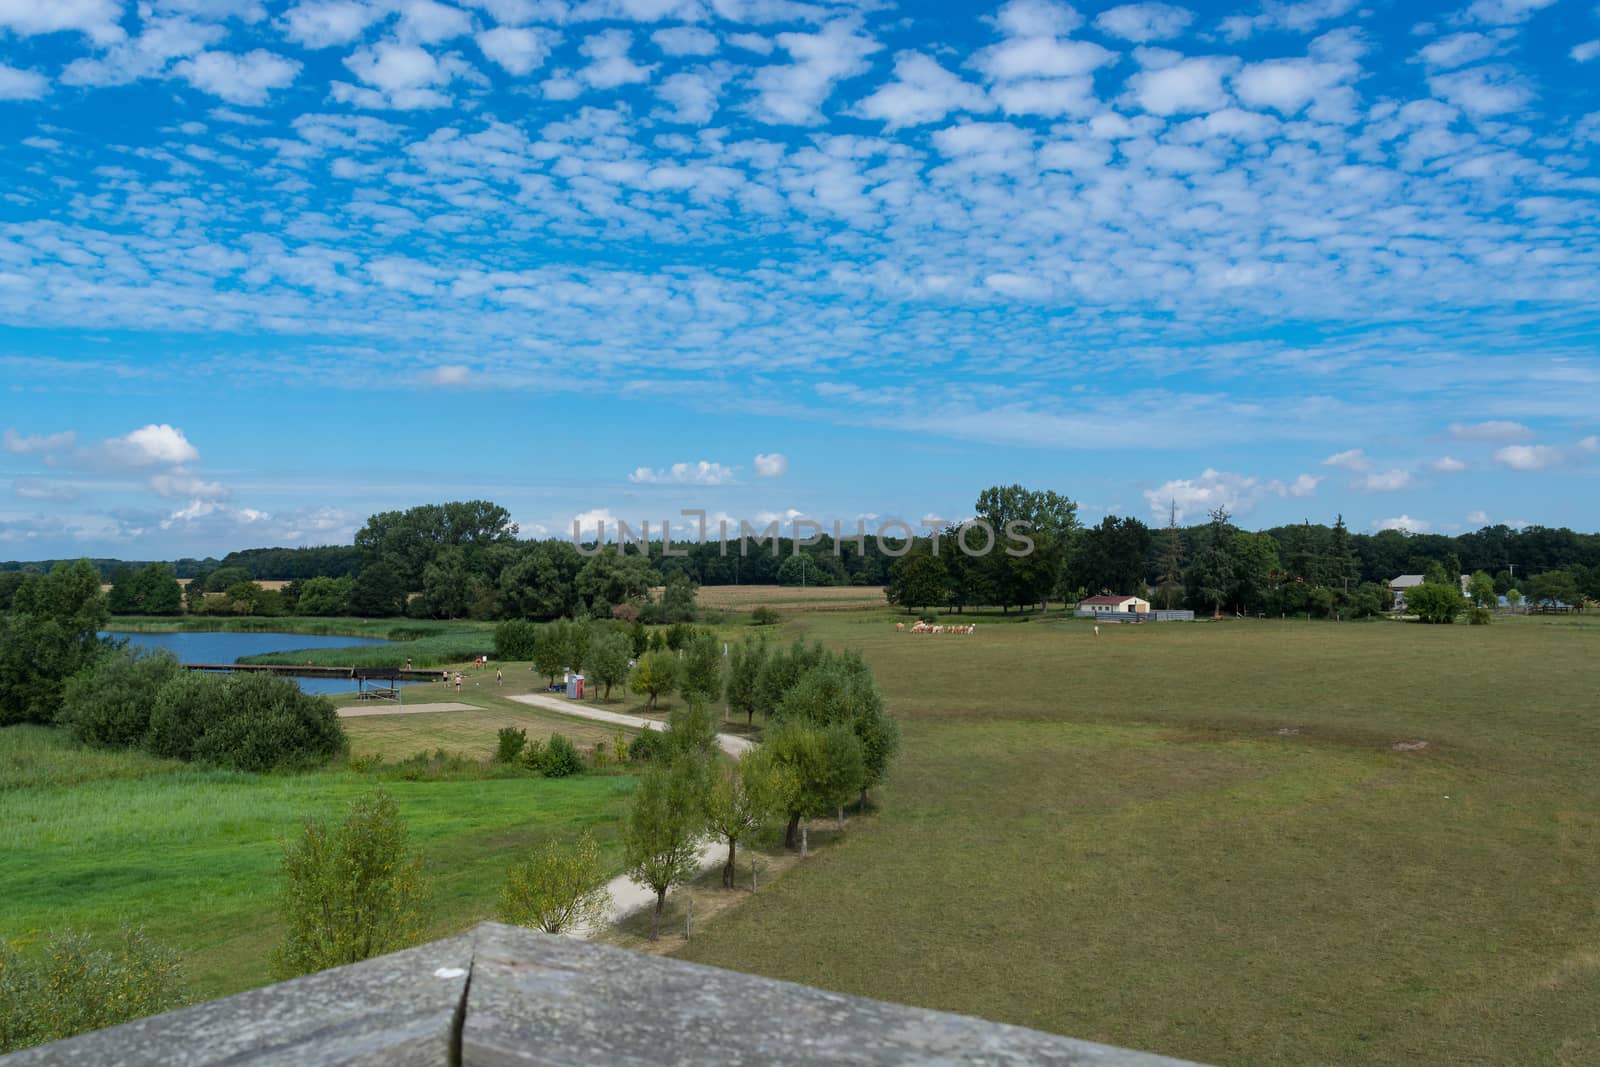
[1,0,1598,550]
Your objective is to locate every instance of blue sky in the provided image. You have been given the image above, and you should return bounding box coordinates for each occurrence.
[2,0,1598,558]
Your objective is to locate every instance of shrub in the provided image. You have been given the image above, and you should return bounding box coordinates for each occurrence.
[270,789,423,979]
[628,729,667,763]
[493,619,539,661]
[348,752,385,773]
[750,605,780,626]
[497,832,612,935]
[148,672,347,772]
[496,726,528,763]
[58,648,182,750]
[0,927,188,1054]
[1407,582,1464,624]
[1469,606,1493,625]
[540,733,583,778]
[520,738,546,771]
[388,748,479,781]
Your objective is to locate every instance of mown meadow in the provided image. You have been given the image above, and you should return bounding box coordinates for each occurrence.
[11,599,1600,1066]
[0,694,636,1000]
[678,610,1600,1067]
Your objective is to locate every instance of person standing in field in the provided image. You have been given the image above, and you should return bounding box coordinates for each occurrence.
[496,667,503,687]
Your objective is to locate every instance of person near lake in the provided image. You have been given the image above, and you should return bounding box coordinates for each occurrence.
[405,657,413,671]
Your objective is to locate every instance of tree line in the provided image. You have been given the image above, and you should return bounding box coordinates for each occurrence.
[887,501,1600,618]
[16,491,1600,624]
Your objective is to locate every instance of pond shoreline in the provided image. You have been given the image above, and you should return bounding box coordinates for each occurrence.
[105,615,487,640]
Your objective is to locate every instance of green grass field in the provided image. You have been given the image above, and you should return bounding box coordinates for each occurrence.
[16,605,1600,1064]
[677,611,1600,1067]
[0,725,635,1000]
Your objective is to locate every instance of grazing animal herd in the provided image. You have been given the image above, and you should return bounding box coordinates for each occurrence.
[897,621,977,635]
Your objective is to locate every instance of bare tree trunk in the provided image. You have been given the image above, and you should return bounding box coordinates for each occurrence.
[785,813,801,849]
[723,838,737,889]
[650,888,665,941]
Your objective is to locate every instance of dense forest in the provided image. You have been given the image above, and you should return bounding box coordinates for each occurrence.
[4,492,1598,621]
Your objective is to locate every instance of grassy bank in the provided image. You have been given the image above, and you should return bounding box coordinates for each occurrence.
[0,726,634,1000]
[104,615,487,640]
[237,630,493,669]
[677,611,1600,1066]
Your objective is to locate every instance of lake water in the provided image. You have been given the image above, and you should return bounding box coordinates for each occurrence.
[106,631,412,697]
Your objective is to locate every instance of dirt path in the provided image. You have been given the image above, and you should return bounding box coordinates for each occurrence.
[504,693,756,938]
[505,693,753,757]
[571,838,728,940]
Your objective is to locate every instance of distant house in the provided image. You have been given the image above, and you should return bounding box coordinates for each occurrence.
[1079,594,1151,616]
[1389,574,1425,610]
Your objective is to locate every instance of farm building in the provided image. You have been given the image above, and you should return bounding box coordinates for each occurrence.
[1078,594,1151,615]
[1388,574,1425,610]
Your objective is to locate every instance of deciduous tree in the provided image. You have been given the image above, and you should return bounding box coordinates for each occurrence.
[623,759,707,940]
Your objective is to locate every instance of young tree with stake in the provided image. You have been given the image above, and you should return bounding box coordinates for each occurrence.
[623,758,708,940]
[705,748,798,888]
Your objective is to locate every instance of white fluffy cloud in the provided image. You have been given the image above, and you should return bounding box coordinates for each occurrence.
[1232,56,1353,117]
[1093,3,1193,42]
[1463,0,1557,26]
[1129,51,1237,115]
[990,0,1083,37]
[174,50,301,105]
[753,452,788,477]
[1428,65,1532,116]
[1450,420,1532,442]
[3,429,77,455]
[148,469,227,499]
[279,0,385,48]
[1323,448,1370,471]
[1374,514,1430,533]
[651,26,718,56]
[576,28,656,90]
[1221,0,1359,41]
[1354,468,1412,492]
[426,364,472,385]
[1429,456,1469,473]
[1571,40,1600,63]
[746,20,881,125]
[476,26,558,76]
[1416,32,1501,70]
[0,64,50,100]
[1143,467,1320,521]
[628,460,737,485]
[0,0,125,44]
[336,41,476,108]
[107,424,201,466]
[1493,437,1599,471]
[855,52,989,128]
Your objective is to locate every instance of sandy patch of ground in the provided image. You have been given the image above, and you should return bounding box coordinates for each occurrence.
[336,701,476,717]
